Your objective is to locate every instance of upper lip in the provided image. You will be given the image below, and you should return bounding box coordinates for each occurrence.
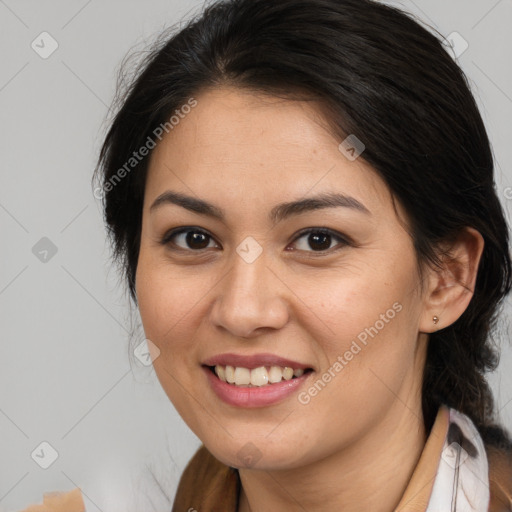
[202,352,312,370]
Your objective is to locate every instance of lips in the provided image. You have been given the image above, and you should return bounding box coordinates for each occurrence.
[203,365,313,407]
[202,352,313,370]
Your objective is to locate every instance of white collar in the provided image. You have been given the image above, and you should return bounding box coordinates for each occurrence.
[427,407,489,512]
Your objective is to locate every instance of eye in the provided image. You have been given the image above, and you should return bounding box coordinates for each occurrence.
[289,228,350,254]
[160,227,218,251]
[160,227,351,255]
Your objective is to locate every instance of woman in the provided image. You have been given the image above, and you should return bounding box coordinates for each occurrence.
[22,0,512,510]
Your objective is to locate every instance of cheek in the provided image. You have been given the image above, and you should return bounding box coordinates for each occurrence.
[136,249,198,332]
[296,264,420,403]
[295,264,412,356]
[135,258,207,428]
[135,255,200,366]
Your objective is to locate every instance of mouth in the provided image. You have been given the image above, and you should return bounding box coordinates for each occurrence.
[204,364,314,387]
[201,353,315,407]
[203,363,314,408]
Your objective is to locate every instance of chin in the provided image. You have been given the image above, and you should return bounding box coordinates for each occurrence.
[203,433,311,471]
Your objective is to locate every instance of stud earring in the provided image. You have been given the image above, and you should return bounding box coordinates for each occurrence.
[433,316,439,324]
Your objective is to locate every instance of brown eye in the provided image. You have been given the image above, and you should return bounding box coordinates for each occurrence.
[161,228,218,251]
[290,228,349,254]
[161,226,350,255]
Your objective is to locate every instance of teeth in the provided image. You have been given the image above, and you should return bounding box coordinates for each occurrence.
[215,365,226,382]
[225,365,235,384]
[282,367,294,380]
[268,366,283,383]
[213,364,308,387]
[234,367,251,385]
[250,366,269,386]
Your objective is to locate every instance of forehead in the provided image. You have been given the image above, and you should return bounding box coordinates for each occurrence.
[154,87,338,160]
[144,86,393,220]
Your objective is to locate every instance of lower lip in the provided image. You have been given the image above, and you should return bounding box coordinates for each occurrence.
[203,366,312,408]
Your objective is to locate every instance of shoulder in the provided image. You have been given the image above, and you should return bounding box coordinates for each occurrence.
[487,443,512,511]
[19,488,85,512]
[172,444,240,512]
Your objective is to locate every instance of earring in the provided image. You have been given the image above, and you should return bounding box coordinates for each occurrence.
[433,316,439,324]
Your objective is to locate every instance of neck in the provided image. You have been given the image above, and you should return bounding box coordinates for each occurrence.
[237,399,428,512]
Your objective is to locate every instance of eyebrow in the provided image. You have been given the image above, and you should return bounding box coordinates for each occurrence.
[149,190,371,224]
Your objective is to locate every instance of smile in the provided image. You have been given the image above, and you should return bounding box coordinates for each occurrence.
[210,364,311,387]
[203,365,314,408]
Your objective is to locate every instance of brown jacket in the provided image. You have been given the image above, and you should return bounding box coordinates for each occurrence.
[172,408,512,512]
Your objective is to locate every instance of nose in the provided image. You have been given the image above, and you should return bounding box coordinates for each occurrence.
[209,250,289,339]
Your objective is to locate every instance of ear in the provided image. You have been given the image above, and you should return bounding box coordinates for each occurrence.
[419,227,484,333]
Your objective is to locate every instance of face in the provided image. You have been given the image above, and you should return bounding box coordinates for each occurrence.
[135,86,430,470]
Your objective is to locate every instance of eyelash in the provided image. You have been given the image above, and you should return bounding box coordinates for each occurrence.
[159,226,352,256]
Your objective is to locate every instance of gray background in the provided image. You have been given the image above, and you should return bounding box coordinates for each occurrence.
[1,0,511,510]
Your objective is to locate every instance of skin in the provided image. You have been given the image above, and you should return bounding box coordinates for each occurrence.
[135,86,484,511]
